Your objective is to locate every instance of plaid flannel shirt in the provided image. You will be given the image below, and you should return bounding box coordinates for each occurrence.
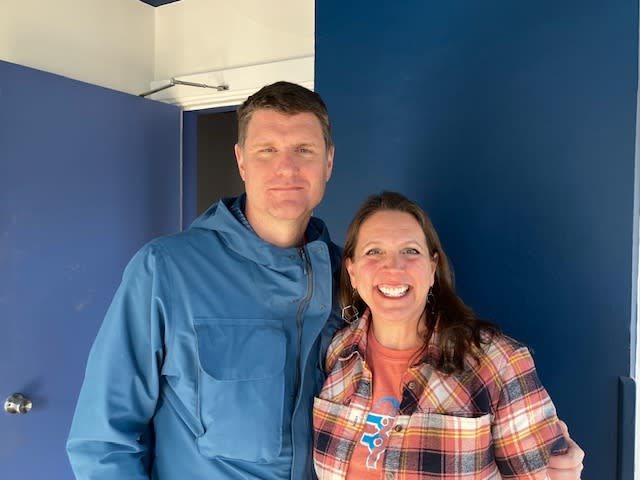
[313,311,567,479]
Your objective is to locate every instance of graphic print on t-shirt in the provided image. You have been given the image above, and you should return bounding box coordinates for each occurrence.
[359,396,399,469]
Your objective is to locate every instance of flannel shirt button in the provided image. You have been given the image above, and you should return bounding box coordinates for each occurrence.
[407,381,416,390]
[385,472,396,480]
[393,425,403,433]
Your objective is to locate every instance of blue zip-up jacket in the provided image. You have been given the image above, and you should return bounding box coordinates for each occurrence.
[67,196,343,479]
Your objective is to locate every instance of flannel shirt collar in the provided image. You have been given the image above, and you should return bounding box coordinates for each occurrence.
[333,309,441,367]
[329,309,448,415]
[334,309,372,363]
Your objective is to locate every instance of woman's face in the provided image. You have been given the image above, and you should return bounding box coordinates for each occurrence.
[346,210,437,327]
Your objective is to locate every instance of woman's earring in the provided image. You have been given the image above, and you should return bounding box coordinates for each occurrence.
[341,305,359,324]
[426,286,436,317]
[341,288,360,324]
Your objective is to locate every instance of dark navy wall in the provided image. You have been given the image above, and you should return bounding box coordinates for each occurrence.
[315,1,638,478]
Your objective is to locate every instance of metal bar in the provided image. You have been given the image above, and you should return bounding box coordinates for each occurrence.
[172,79,229,91]
[139,78,228,97]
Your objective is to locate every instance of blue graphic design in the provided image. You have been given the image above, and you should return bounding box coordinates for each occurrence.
[359,396,399,469]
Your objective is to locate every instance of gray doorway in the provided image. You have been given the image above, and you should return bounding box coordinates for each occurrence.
[196,109,245,215]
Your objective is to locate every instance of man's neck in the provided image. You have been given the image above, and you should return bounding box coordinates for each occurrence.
[246,211,310,248]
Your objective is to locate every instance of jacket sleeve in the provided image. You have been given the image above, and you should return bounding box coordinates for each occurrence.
[66,243,169,479]
[492,345,568,478]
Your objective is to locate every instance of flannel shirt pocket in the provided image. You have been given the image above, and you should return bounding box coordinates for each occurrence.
[381,412,499,478]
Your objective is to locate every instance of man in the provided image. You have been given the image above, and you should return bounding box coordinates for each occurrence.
[67,81,583,479]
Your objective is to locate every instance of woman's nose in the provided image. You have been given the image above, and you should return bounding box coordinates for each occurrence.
[384,253,403,270]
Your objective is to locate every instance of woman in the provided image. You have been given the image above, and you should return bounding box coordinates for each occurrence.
[313,192,570,479]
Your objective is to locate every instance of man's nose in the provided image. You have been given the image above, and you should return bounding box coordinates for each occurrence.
[275,151,298,174]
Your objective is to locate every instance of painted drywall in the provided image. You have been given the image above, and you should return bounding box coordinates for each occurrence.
[315,1,637,478]
[0,0,313,96]
[0,0,155,94]
[153,0,314,80]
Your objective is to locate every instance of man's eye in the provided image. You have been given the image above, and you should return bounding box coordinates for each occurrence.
[297,147,312,154]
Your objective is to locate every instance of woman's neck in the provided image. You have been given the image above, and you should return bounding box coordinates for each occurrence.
[369,314,426,350]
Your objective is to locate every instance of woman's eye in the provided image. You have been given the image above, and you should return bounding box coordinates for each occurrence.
[365,248,382,256]
[403,248,420,255]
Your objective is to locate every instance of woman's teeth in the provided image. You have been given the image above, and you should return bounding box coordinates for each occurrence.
[378,285,409,297]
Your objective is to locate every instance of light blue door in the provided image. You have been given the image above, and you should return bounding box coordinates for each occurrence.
[0,60,181,478]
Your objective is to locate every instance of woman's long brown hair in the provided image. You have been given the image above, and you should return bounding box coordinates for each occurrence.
[340,191,501,374]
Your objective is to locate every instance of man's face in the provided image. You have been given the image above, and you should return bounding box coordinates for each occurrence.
[235,109,334,228]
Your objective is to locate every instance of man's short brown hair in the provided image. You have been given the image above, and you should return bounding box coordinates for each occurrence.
[236,81,333,149]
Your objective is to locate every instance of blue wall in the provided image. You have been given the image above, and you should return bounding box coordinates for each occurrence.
[0,60,181,477]
[315,1,638,478]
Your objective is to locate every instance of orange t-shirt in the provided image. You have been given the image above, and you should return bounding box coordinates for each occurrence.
[346,330,422,479]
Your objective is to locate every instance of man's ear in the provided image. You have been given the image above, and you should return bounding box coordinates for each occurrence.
[325,145,335,181]
[234,144,246,181]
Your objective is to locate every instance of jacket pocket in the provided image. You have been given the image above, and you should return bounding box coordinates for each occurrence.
[193,318,285,462]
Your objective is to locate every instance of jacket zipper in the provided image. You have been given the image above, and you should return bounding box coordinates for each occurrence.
[294,246,313,397]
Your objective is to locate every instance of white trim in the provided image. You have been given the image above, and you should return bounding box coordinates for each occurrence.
[178,111,184,231]
[143,56,314,111]
[634,3,640,475]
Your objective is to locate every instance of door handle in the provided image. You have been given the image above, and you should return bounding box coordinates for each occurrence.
[4,393,33,414]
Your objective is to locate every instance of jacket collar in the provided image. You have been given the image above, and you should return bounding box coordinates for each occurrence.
[189,195,337,267]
